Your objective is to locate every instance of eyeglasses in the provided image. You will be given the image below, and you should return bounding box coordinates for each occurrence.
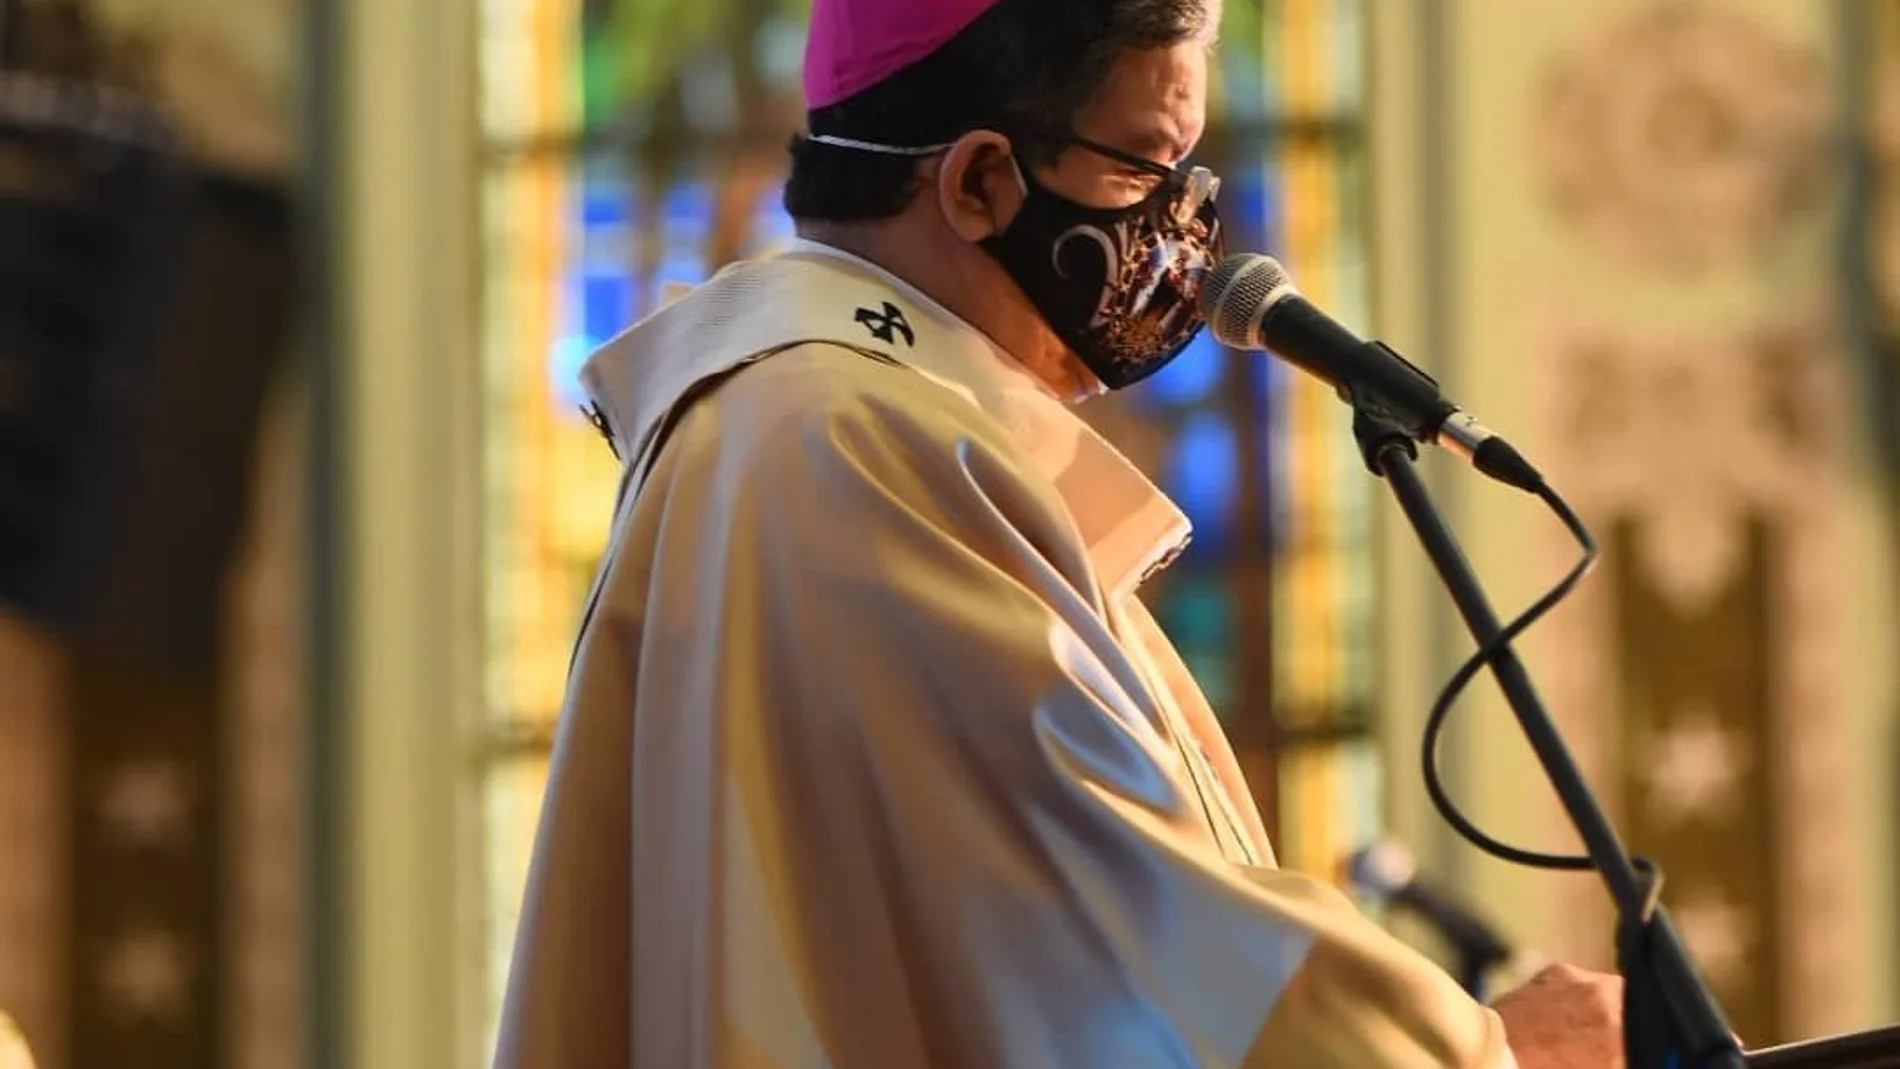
[1034,131,1222,224]
[804,127,1222,224]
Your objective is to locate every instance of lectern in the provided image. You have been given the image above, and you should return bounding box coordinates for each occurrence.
[1747,1026,1900,1068]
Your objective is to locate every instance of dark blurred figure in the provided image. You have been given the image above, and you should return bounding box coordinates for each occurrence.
[0,2,295,1066]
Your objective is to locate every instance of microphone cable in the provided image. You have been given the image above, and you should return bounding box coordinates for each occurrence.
[1419,479,1602,872]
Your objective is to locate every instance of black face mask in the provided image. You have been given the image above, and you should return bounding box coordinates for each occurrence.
[980,146,1225,390]
[800,130,1226,390]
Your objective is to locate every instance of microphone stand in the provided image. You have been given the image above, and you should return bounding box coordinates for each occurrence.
[1348,395,1745,1069]
[1455,942,1510,1006]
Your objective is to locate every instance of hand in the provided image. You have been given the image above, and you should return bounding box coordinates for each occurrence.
[1492,963,1624,1069]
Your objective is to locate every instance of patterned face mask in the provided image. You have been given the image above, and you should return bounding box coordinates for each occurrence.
[805,130,1226,390]
[978,134,1225,390]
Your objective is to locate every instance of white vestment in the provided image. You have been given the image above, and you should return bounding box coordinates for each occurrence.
[493,240,1515,1069]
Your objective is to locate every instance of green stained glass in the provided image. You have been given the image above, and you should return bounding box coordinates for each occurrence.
[1184,653,1238,715]
[1161,575,1234,651]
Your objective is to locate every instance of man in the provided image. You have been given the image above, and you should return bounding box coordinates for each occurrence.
[495,1,1626,1066]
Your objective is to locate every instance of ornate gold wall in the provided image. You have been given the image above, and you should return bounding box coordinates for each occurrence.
[1366,0,1900,1046]
[0,3,304,1067]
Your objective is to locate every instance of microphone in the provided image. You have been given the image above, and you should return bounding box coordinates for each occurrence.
[1198,254,1545,494]
[1346,840,1523,998]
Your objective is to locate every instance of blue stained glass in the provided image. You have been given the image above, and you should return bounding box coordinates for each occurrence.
[1225,164,1268,238]
[645,180,714,307]
[560,171,638,416]
[1251,347,1285,403]
[1140,330,1226,408]
[549,334,591,412]
[583,270,634,345]
[1166,411,1239,543]
[1252,171,1285,260]
[662,182,714,232]
[1257,399,1295,550]
[748,183,796,253]
[581,181,631,228]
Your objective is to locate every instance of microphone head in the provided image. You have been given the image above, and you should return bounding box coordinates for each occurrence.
[1199,253,1295,348]
[1346,839,1419,898]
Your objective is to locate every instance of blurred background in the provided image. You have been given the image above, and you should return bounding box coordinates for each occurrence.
[0,0,1896,1065]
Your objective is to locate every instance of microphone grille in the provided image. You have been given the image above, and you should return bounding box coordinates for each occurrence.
[1199,254,1292,348]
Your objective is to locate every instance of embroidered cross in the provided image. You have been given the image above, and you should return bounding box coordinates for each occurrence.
[853,302,915,348]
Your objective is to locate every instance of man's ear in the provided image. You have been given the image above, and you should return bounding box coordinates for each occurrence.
[935,130,1024,243]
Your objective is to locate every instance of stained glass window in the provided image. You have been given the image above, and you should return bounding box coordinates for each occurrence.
[476,0,1375,1052]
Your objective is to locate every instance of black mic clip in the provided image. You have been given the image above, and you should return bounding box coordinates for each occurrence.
[1347,378,1547,496]
[1346,379,1423,476]
[1364,341,1450,430]
[1327,339,1454,444]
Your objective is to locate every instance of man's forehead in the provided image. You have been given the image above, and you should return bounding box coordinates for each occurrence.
[1079,45,1208,161]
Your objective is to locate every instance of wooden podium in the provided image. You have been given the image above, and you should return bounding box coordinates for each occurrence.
[1747,1026,1900,1068]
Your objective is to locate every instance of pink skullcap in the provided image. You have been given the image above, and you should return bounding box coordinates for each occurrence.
[802,0,1006,109]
